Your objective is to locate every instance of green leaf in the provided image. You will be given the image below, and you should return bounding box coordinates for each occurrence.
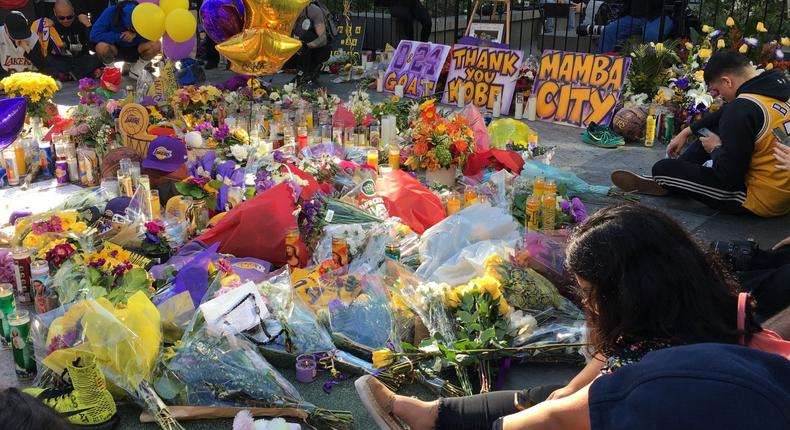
[206,195,218,211]
[399,342,419,353]
[208,179,225,189]
[457,310,474,325]
[480,327,497,344]
[189,188,205,199]
[174,181,192,196]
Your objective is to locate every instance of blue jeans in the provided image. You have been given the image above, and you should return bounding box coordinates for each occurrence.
[597,16,674,53]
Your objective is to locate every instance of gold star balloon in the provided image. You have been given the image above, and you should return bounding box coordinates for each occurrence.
[218,0,309,75]
[217,28,302,75]
[243,0,310,35]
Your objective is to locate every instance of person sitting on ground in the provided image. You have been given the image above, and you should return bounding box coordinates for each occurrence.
[31,0,102,82]
[286,0,330,86]
[90,0,160,79]
[611,50,790,217]
[0,11,50,78]
[355,203,789,430]
[597,0,672,53]
[0,388,74,430]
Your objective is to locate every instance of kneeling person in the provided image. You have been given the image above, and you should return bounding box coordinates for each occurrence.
[31,0,102,81]
[612,50,790,217]
[89,1,160,79]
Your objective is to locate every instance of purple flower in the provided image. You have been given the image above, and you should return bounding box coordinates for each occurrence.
[214,124,230,141]
[216,185,229,212]
[216,161,245,187]
[570,197,588,223]
[674,77,690,90]
[145,232,160,244]
[188,151,216,178]
[188,176,211,188]
[78,78,96,92]
[559,198,571,214]
[254,171,275,194]
[328,298,346,313]
[272,150,288,163]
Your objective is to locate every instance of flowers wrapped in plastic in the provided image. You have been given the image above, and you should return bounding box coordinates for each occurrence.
[32,292,182,429]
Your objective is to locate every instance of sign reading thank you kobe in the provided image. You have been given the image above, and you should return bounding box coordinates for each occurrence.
[532,50,631,128]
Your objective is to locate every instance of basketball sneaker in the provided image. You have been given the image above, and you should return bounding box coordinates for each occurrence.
[25,352,119,429]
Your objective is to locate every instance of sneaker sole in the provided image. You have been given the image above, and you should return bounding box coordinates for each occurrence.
[611,170,669,196]
[72,413,120,430]
[583,134,620,149]
[354,376,404,430]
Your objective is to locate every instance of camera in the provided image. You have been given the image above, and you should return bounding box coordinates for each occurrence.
[576,24,605,36]
[710,239,758,272]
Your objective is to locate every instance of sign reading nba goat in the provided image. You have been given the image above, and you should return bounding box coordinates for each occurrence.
[532,50,631,128]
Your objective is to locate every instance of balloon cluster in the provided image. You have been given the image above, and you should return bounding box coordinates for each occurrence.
[132,0,197,60]
[200,0,309,75]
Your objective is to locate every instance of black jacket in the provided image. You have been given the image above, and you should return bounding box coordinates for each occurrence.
[691,70,790,189]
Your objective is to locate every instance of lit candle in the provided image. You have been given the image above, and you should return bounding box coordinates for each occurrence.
[295,354,317,383]
[367,148,379,171]
[388,147,400,170]
[514,93,524,120]
[376,71,384,92]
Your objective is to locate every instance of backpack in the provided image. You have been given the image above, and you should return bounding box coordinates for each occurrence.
[310,1,338,42]
[739,293,790,360]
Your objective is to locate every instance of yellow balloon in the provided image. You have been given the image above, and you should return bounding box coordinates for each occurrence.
[159,0,188,15]
[242,0,310,35]
[131,3,166,41]
[216,28,302,75]
[165,9,196,43]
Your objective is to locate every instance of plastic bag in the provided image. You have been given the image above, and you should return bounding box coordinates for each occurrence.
[487,118,533,150]
[462,105,490,152]
[417,204,520,282]
[520,160,610,197]
[312,223,379,266]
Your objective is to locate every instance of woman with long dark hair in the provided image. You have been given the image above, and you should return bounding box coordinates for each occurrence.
[356,204,786,430]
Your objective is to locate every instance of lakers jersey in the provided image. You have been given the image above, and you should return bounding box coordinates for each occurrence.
[738,93,790,217]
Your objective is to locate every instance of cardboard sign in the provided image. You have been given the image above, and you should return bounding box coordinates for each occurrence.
[118,103,157,157]
[147,60,178,101]
[442,44,524,115]
[384,40,451,98]
[531,50,631,127]
[329,17,365,57]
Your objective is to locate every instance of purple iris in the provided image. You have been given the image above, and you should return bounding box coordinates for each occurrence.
[570,197,588,223]
[674,77,690,90]
[188,150,216,178]
[216,160,245,187]
[216,185,229,212]
[214,124,230,141]
[255,171,276,193]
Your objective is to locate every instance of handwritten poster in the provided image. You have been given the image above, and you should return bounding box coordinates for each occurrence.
[329,17,365,57]
[441,44,524,115]
[384,40,451,98]
[531,50,631,127]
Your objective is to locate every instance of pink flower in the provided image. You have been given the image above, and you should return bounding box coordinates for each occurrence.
[145,220,165,235]
[106,99,119,114]
[31,221,49,235]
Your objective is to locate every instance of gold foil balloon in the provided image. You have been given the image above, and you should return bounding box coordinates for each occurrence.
[216,28,302,75]
[242,0,310,35]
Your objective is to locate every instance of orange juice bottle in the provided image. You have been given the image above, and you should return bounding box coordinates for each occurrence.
[367,148,379,171]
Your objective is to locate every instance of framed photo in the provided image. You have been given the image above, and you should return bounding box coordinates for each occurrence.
[468,22,505,43]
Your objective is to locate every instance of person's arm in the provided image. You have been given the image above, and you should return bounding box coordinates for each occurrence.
[775,143,790,171]
[23,36,51,74]
[502,383,592,430]
[547,354,604,400]
[304,5,327,49]
[702,99,763,189]
[90,8,121,44]
[689,107,724,135]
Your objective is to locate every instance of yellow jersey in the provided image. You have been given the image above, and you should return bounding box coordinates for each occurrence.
[738,93,790,217]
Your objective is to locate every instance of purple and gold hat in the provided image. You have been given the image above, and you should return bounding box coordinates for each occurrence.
[142,136,187,173]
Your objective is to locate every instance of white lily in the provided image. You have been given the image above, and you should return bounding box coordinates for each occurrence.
[687,88,714,108]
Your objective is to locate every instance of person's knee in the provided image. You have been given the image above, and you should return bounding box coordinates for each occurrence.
[94,43,116,63]
[652,158,676,177]
[138,41,161,60]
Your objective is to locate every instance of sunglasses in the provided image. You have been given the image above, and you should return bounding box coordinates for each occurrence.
[56,15,74,20]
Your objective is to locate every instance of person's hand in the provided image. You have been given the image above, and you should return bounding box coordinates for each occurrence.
[78,13,91,27]
[774,142,790,171]
[667,130,690,158]
[773,235,790,251]
[15,39,31,51]
[547,386,576,401]
[43,18,54,27]
[571,2,585,12]
[120,31,136,42]
[700,131,722,153]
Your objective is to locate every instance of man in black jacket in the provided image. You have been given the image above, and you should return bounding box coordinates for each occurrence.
[597,0,671,52]
[31,0,102,81]
[611,50,790,218]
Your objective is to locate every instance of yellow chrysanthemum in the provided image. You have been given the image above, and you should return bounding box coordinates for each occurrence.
[23,233,44,250]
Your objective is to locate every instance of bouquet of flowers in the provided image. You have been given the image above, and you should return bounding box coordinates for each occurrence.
[177,151,245,211]
[622,41,681,101]
[16,211,89,252]
[347,89,373,125]
[140,220,171,257]
[699,17,788,71]
[371,94,416,132]
[0,71,59,120]
[77,78,103,106]
[404,99,476,171]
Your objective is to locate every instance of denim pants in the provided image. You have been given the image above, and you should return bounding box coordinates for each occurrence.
[597,15,674,53]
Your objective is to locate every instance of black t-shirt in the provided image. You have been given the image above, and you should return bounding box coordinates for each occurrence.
[52,19,91,55]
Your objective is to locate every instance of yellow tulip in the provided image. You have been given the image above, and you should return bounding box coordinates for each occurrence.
[781,37,790,47]
[702,25,712,33]
[725,16,735,27]
[684,41,693,50]
[739,44,748,53]
[717,39,725,49]
[756,22,767,32]
[372,349,395,368]
[655,42,665,51]
[765,63,774,70]
[694,70,705,82]
[698,48,712,59]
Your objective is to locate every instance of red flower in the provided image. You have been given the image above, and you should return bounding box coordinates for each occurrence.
[145,221,165,235]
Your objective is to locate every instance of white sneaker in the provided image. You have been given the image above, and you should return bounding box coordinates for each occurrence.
[129,60,147,80]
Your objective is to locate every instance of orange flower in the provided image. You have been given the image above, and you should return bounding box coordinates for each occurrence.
[414,141,429,156]
[421,109,437,122]
[454,139,468,153]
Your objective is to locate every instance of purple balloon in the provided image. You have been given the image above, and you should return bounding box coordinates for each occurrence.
[200,0,244,44]
[163,34,195,60]
[0,97,26,151]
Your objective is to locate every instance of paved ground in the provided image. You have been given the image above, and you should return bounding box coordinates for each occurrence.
[2,66,788,429]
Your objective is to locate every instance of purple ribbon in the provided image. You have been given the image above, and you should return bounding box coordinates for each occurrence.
[493,357,512,391]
